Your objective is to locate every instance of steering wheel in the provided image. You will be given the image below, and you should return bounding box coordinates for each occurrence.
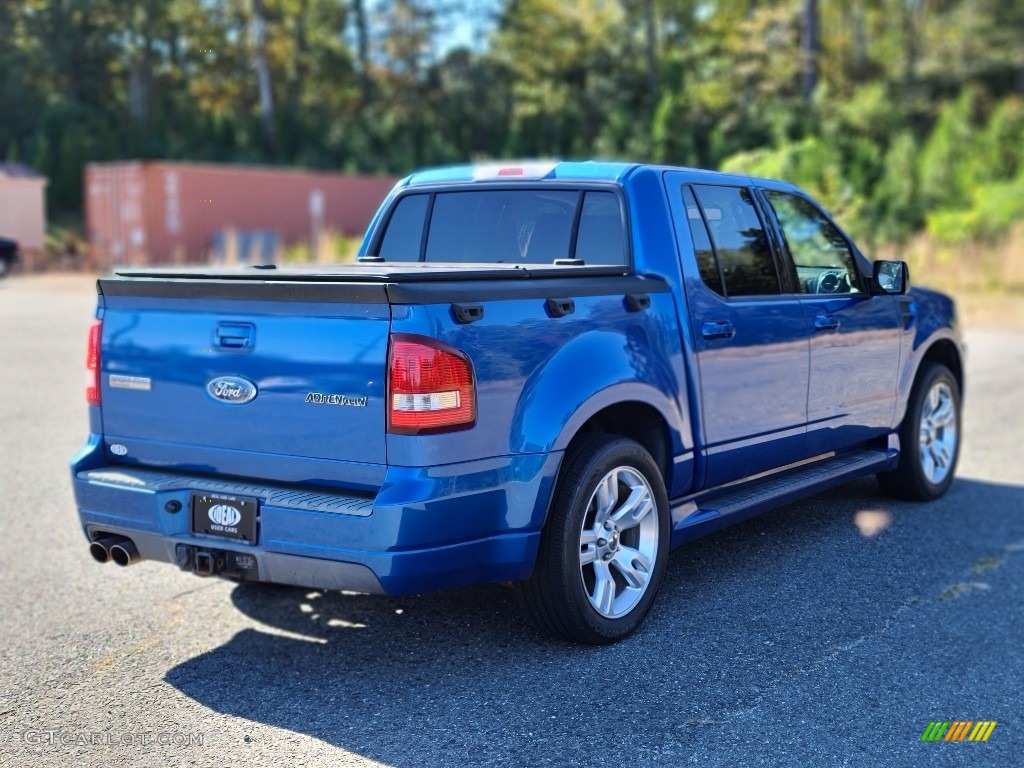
[817,270,844,294]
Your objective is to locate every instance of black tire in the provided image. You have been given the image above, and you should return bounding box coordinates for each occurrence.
[0,257,9,279]
[517,436,670,645]
[878,363,961,501]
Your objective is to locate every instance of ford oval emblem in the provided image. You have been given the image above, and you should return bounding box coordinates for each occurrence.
[207,376,258,405]
[207,504,242,527]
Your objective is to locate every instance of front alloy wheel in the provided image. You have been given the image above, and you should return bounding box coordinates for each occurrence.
[879,362,961,500]
[918,380,957,486]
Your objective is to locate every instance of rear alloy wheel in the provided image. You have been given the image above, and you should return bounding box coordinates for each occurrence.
[579,466,660,619]
[878,363,961,500]
[518,436,670,644]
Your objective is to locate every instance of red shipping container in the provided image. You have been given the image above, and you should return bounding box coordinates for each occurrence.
[85,161,397,266]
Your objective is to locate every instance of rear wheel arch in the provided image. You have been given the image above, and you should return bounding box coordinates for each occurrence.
[528,399,677,553]
[566,401,672,482]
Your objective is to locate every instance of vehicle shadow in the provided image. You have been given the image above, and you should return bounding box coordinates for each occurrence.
[163,476,1024,766]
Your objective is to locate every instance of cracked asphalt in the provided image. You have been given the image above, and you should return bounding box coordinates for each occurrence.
[1,274,1021,767]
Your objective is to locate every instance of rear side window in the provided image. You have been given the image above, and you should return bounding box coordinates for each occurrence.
[692,185,780,296]
[372,188,628,266]
[378,194,429,262]
[575,191,627,265]
[682,186,724,294]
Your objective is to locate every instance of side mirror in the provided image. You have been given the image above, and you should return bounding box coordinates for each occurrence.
[873,260,909,295]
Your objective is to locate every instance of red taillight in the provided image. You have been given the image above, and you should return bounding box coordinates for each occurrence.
[86,320,102,406]
[387,335,476,434]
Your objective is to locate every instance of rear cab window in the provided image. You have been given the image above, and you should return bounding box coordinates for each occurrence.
[370,187,628,266]
[688,184,781,297]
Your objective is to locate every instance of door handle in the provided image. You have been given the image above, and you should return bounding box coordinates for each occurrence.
[813,314,840,331]
[701,320,736,340]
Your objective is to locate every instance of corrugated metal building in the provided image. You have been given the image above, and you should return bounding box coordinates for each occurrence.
[85,162,397,265]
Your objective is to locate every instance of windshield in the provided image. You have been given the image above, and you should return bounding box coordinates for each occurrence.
[373,188,627,266]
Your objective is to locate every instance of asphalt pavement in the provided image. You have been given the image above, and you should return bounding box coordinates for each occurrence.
[0,274,1021,767]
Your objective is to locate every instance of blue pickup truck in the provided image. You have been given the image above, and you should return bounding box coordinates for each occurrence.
[72,161,963,644]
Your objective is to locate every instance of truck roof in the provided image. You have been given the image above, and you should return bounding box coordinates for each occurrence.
[400,160,799,193]
[403,160,641,186]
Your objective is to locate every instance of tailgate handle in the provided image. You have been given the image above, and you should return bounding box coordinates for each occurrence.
[451,303,485,324]
[546,298,576,318]
[216,322,255,350]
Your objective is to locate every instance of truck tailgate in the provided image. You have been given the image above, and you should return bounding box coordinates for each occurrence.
[97,279,390,487]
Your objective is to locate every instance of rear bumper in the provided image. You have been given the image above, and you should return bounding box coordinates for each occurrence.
[71,437,561,596]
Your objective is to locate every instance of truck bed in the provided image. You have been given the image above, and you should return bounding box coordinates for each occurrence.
[109,262,630,282]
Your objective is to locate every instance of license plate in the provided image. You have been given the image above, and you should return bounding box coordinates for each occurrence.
[191,493,259,543]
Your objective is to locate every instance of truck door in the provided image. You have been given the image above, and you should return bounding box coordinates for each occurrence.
[757,188,902,456]
[665,177,811,489]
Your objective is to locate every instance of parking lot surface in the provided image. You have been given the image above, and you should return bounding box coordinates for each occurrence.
[1,275,1021,767]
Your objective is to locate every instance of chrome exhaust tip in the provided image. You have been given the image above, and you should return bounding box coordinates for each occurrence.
[110,538,141,567]
[89,535,124,564]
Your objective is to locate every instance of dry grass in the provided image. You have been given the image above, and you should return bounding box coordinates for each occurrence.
[947,290,1024,331]
[875,222,1024,331]
[886,222,1024,294]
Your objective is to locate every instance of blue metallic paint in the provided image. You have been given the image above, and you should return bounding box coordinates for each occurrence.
[663,171,811,486]
[72,444,559,594]
[73,161,963,598]
[98,295,392,478]
[893,286,964,425]
[800,293,902,456]
[386,290,692,477]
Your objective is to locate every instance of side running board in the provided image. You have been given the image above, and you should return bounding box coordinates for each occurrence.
[672,449,895,536]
